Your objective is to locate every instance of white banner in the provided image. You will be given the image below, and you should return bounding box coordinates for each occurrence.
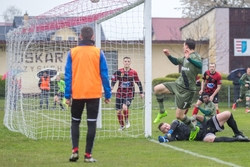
[234,39,250,56]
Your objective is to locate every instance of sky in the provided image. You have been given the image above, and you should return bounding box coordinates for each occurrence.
[0,0,182,22]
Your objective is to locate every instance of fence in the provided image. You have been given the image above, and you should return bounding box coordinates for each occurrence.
[0,82,243,108]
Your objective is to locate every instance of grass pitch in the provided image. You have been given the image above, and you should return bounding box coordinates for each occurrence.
[1,99,250,167]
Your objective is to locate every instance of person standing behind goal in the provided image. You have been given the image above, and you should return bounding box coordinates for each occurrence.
[52,75,65,110]
[65,26,111,163]
[111,57,144,131]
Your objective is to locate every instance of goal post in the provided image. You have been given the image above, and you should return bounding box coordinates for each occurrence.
[4,0,152,139]
[144,0,152,138]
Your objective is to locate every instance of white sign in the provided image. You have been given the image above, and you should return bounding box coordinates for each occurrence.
[234,39,250,56]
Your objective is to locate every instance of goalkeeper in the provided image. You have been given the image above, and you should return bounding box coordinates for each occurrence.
[52,75,65,110]
[158,110,249,143]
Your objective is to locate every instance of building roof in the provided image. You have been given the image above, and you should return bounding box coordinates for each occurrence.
[152,18,191,41]
[1,17,192,43]
[0,23,12,42]
[0,16,107,42]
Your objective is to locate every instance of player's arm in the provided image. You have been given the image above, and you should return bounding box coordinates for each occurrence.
[136,81,143,94]
[187,57,202,69]
[111,72,118,90]
[167,55,179,65]
[100,50,111,99]
[64,51,72,100]
[198,107,211,115]
[133,71,143,95]
[165,120,179,142]
[239,74,250,87]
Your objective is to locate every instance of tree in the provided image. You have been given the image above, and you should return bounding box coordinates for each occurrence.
[2,5,22,22]
[178,0,250,18]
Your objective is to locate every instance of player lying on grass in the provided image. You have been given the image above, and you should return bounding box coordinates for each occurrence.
[158,111,249,143]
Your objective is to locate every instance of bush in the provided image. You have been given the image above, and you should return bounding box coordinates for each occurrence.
[221,73,230,80]
[165,73,180,78]
[152,77,175,88]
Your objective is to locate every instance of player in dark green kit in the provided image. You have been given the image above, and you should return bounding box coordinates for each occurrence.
[192,92,216,124]
[153,38,202,141]
[232,67,250,113]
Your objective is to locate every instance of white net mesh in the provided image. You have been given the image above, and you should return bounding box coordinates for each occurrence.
[4,0,147,139]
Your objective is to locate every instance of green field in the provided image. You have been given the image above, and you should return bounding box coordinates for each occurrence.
[1,98,250,167]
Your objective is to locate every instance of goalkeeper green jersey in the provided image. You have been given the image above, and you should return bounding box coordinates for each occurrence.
[57,80,65,93]
[175,52,201,91]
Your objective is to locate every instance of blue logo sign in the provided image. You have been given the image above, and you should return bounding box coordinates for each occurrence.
[236,40,247,53]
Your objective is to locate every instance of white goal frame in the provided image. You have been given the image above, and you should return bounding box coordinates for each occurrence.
[4,0,152,139]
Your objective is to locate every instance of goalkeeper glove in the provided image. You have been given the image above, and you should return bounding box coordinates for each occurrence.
[166,129,173,138]
[158,136,169,143]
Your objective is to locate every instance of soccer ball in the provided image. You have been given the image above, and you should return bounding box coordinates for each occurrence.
[90,0,100,3]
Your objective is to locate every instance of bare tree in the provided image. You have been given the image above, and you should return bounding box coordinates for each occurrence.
[2,5,22,21]
[178,0,250,18]
[165,13,230,73]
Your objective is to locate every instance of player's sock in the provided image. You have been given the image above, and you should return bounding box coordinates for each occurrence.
[123,110,129,121]
[59,103,64,109]
[192,107,199,115]
[71,120,80,149]
[156,94,165,113]
[85,153,91,158]
[214,137,237,142]
[69,148,79,162]
[181,115,195,131]
[85,121,96,157]
[216,109,220,114]
[226,113,242,135]
[246,101,249,108]
[117,113,124,127]
[73,147,78,153]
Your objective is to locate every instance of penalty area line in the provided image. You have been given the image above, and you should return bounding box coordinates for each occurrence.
[149,139,242,167]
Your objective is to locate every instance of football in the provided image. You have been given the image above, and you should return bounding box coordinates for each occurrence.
[90,0,100,3]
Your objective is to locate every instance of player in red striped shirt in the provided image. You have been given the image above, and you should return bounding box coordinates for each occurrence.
[192,63,222,116]
[111,57,144,131]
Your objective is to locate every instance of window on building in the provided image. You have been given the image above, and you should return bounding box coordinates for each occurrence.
[55,36,62,41]
[103,51,118,79]
[68,37,75,41]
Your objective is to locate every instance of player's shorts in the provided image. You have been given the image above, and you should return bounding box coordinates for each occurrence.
[115,98,132,110]
[56,92,64,100]
[198,92,219,104]
[195,115,224,141]
[163,82,196,109]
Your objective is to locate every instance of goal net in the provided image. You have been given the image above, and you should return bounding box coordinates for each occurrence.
[4,0,152,140]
